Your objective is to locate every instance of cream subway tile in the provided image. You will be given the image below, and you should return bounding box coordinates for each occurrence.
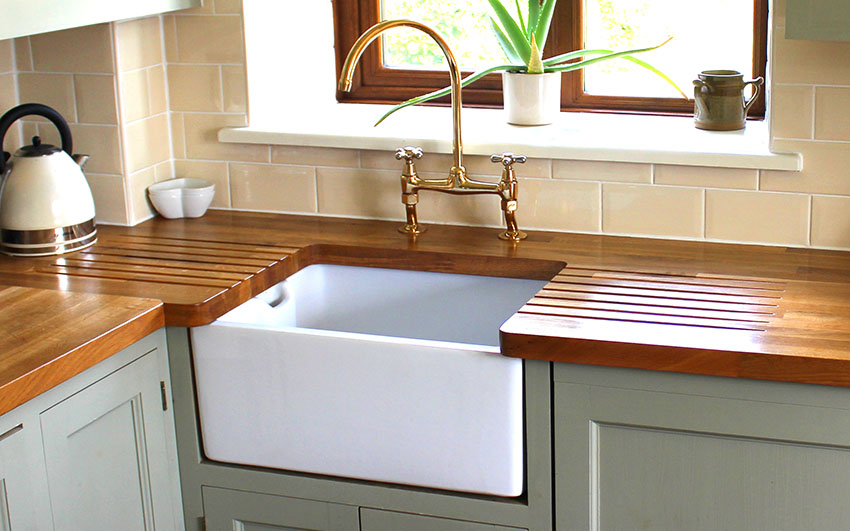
[221,65,247,113]
[180,1,215,15]
[17,73,76,122]
[706,189,810,246]
[74,75,118,125]
[175,16,244,64]
[811,195,850,249]
[772,28,850,85]
[115,17,163,73]
[415,175,504,227]
[148,66,167,116]
[815,87,850,141]
[30,24,113,74]
[463,154,550,179]
[119,69,150,122]
[654,165,758,190]
[0,40,12,73]
[602,184,703,238]
[163,16,178,63]
[553,159,651,183]
[272,145,359,168]
[174,159,230,208]
[183,112,268,162]
[85,173,127,225]
[230,163,317,213]
[762,140,850,195]
[168,64,222,112]
[17,121,39,151]
[72,124,123,174]
[214,0,243,14]
[32,120,60,146]
[14,37,32,71]
[154,161,174,182]
[317,167,401,220]
[171,112,186,159]
[771,84,813,140]
[360,149,452,172]
[127,166,157,224]
[124,114,171,173]
[0,75,16,120]
[518,179,600,232]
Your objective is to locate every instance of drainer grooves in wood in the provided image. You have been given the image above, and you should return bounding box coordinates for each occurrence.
[520,267,786,332]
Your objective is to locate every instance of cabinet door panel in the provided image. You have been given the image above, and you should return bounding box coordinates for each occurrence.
[555,376,850,531]
[0,423,38,530]
[40,349,173,531]
[203,486,359,531]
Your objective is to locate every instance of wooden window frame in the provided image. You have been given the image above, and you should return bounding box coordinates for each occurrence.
[334,0,769,117]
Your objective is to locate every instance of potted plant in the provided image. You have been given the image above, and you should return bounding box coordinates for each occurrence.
[377,0,687,126]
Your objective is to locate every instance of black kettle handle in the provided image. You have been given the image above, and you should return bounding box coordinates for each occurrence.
[0,103,73,174]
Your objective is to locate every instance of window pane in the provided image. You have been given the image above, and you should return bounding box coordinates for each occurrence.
[380,0,505,70]
[583,0,755,98]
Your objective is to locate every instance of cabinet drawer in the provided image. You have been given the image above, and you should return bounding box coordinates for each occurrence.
[360,508,527,531]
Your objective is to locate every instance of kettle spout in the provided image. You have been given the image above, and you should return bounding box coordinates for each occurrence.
[72,154,90,170]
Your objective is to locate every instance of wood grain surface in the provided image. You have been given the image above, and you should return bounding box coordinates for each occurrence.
[0,286,163,416]
[1,210,849,386]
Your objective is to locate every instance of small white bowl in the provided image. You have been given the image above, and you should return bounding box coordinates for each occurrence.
[148,178,215,219]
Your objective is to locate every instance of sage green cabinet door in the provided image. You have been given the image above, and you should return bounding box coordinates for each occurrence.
[203,486,359,531]
[360,508,528,531]
[0,420,41,530]
[39,348,177,531]
[554,366,850,531]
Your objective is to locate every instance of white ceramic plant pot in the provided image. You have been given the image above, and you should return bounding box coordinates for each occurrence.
[502,71,561,126]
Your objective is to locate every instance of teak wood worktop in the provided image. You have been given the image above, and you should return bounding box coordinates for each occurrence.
[2,210,850,389]
[0,286,163,416]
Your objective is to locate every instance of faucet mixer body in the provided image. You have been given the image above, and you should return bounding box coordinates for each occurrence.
[338,19,528,241]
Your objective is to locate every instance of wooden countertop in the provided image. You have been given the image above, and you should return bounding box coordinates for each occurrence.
[1,210,850,387]
[0,286,163,416]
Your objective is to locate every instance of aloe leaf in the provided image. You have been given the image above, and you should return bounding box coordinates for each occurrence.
[533,0,556,55]
[528,0,540,36]
[542,38,688,98]
[375,64,521,126]
[527,34,544,74]
[489,17,522,64]
[513,0,527,38]
[487,0,531,64]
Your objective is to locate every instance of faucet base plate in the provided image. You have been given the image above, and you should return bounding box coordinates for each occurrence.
[399,224,427,236]
[498,230,527,242]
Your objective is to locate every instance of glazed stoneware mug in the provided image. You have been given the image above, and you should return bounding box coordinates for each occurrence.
[693,70,764,130]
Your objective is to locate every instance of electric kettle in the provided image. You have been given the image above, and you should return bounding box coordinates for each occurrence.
[0,103,97,256]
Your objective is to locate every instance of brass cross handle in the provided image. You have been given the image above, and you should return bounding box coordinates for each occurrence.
[490,152,527,168]
[395,146,424,161]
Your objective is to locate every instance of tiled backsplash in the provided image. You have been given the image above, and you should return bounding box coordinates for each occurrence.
[1,0,849,249]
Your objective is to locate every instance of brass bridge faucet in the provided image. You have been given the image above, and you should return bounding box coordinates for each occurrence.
[338,19,528,241]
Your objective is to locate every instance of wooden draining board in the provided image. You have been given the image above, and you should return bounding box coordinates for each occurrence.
[501,265,850,386]
[34,231,300,326]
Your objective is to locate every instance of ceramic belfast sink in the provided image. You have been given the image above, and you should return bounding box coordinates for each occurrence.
[190,264,547,497]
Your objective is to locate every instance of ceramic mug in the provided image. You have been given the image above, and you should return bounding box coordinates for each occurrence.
[693,70,764,131]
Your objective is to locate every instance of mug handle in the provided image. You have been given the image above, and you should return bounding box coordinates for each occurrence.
[743,77,765,114]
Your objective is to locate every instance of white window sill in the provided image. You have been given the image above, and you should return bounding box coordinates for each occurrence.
[219,103,801,171]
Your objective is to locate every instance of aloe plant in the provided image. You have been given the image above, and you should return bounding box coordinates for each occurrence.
[375,0,687,126]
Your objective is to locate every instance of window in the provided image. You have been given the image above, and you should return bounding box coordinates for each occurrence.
[333,0,768,117]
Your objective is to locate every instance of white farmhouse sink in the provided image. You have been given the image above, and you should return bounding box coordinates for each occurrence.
[190,264,547,497]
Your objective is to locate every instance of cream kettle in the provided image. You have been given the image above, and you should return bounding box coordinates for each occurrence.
[0,103,97,256]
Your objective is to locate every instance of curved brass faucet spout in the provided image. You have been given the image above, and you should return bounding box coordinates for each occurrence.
[338,19,463,175]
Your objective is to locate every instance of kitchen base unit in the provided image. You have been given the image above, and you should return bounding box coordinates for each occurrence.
[554,363,850,530]
[0,329,182,531]
[166,327,553,531]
